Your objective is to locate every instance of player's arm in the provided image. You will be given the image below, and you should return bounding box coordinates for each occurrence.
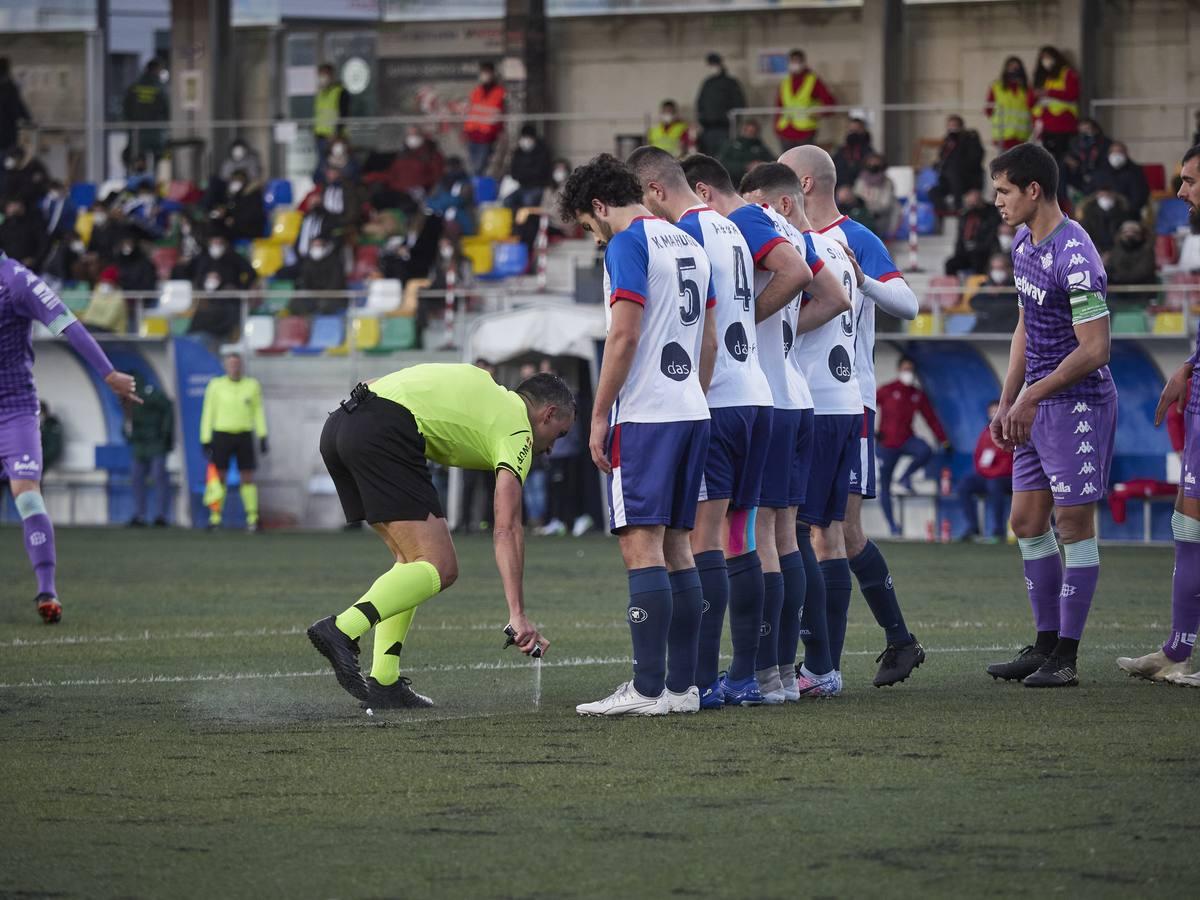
[1156,359,1195,427]
[698,304,718,394]
[492,468,544,655]
[1020,316,1110,406]
[755,241,811,323]
[992,306,1027,450]
[794,262,852,334]
[59,322,140,403]
[590,300,641,474]
[844,242,919,320]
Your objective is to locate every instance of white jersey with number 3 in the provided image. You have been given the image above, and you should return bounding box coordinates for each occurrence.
[794,230,863,415]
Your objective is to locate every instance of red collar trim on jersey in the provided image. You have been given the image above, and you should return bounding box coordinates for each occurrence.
[630,215,662,223]
[681,206,712,218]
[817,215,849,234]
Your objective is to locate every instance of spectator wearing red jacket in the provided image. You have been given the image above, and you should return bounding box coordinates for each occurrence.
[957,400,1014,541]
[876,356,950,535]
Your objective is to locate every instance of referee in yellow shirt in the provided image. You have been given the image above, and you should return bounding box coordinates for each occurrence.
[200,352,268,531]
[306,363,574,709]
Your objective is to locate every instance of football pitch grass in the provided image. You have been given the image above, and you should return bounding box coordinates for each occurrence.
[1,528,1197,899]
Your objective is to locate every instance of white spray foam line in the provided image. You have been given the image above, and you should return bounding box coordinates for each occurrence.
[0,644,1145,690]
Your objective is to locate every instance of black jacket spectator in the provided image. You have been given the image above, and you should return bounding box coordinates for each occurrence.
[0,58,32,154]
[123,61,169,161]
[695,54,746,156]
[510,131,553,194]
[212,178,267,242]
[0,196,47,270]
[1104,142,1149,221]
[717,121,775,190]
[88,207,125,264]
[930,116,984,213]
[189,236,255,343]
[833,120,875,187]
[1078,180,1131,254]
[379,211,443,286]
[1061,119,1111,198]
[944,191,1000,276]
[1105,221,1156,305]
[115,233,158,292]
[276,237,347,315]
[3,149,49,205]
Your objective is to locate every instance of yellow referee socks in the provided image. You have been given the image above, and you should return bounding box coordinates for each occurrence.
[334,561,442,640]
[370,609,417,686]
[239,484,259,526]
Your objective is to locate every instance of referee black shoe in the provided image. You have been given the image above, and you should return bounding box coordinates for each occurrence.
[873,635,926,687]
[986,645,1048,682]
[1023,655,1079,688]
[307,616,368,700]
[361,676,435,710]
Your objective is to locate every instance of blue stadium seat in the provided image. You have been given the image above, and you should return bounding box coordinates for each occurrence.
[292,315,345,355]
[944,313,977,334]
[70,182,97,209]
[472,176,498,204]
[479,242,530,280]
[1155,197,1190,235]
[264,178,294,209]
[915,167,938,203]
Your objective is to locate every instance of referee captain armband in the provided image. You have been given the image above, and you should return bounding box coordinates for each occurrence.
[1069,291,1108,325]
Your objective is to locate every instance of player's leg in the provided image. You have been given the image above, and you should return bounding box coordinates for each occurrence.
[360,524,427,707]
[985,477,1008,539]
[754,507,786,702]
[130,455,148,525]
[152,454,171,525]
[209,432,233,528]
[958,472,986,539]
[692,496,731,705]
[3,414,59,622]
[796,415,839,692]
[664,526,703,711]
[896,436,933,492]
[238,436,260,531]
[813,521,851,686]
[876,445,902,534]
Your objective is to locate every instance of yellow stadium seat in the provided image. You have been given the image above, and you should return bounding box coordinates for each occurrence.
[478,205,513,241]
[75,211,94,246]
[1153,311,1185,335]
[352,316,381,350]
[461,237,493,275]
[139,316,170,338]
[251,239,284,277]
[270,209,302,245]
[908,312,936,336]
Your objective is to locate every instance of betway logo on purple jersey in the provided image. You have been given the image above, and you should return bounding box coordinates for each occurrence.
[1015,274,1047,306]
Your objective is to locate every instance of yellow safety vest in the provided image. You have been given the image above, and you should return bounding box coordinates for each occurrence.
[1032,69,1078,120]
[989,81,1032,142]
[776,72,818,133]
[314,85,344,138]
[648,120,689,158]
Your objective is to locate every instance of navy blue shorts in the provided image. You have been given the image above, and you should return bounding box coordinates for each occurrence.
[848,407,877,499]
[759,407,814,510]
[798,412,863,528]
[698,405,773,510]
[607,419,711,533]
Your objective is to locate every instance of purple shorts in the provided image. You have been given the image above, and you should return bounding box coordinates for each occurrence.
[1182,408,1200,500]
[0,413,43,482]
[1012,398,1116,505]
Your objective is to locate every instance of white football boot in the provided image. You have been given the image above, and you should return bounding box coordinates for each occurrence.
[576,681,670,716]
[665,686,700,713]
[1116,649,1191,682]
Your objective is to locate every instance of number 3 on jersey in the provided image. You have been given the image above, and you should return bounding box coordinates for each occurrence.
[676,257,701,326]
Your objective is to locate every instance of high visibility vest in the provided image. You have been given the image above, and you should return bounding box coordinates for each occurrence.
[314,85,343,138]
[1033,69,1078,120]
[465,85,505,142]
[989,81,1032,143]
[776,72,818,133]
[648,120,689,157]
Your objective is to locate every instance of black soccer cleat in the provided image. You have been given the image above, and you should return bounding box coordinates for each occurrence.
[873,635,926,687]
[307,616,368,700]
[986,645,1048,682]
[360,676,435,710]
[1022,655,1079,688]
[35,592,62,625]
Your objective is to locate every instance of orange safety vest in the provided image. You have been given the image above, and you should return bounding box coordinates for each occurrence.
[465,84,505,142]
[1032,69,1078,120]
[989,81,1032,143]
[648,120,689,157]
[776,72,818,133]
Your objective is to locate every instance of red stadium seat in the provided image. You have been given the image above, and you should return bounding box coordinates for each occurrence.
[1155,234,1178,268]
[1168,272,1200,312]
[151,246,179,282]
[1142,163,1167,196]
[352,244,380,282]
[257,315,310,354]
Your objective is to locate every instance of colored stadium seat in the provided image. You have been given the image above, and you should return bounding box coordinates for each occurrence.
[479,205,514,241]
[1111,309,1148,334]
[365,316,418,354]
[908,312,936,335]
[352,244,380,282]
[327,317,382,356]
[158,281,194,317]
[264,280,294,315]
[258,316,310,354]
[292,315,345,355]
[1156,198,1191,235]
[242,315,276,351]
[479,241,529,280]
[75,211,94,246]
[270,209,302,245]
[1155,234,1177,268]
[1142,163,1167,197]
[472,176,499,203]
[1153,311,1185,335]
[251,239,284,277]
[139,317,170,338]
[69,182,96,209]
[461,237,493,275]
[264,179,294,209]
[1167,272,1200,311]
[151,246,180,282]
[362,279,402,315]
[59,285,91,314]
[944,313,976,335]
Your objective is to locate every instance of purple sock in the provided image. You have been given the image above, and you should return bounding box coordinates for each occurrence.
[23,512,57,596]
[1164,538,1200,662]
[1058,538,1100,641]
[1021,551,1063,633]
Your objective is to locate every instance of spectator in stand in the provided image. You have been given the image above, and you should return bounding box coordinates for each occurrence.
[39,401,63,472]
[833,117,875,187]
[876,356,950,536]
[3,146,49,206]
[1104,141,1149,221]
[1104,220,1156,306]
[0,57,32,159]
[122,59,169,169]
[38,180,78,286]
[538,384,592,538]
[313,63,350,173]
[114,229,157,293]
[1032,45,1080,162]
[86,199,124,265]
[168,213,204,281]
[277,231,348,315]
[0,195,47,270]
[464,61,506,176]
[1078,173,1131,254]
[930,114,985,214]
[852,152,900,237]
[294,201,337,260]
[81,266,128,333]
[506,124,553,211]
[126,374,174,527]
[188,228,256,352]
[695,52,746,156]
[718,118,775,190]
[218,138,263,185]
[956,399,1013,542]
[1060,117,1111,199]
[967,253,1019,333]
[944,188,1001,276]
[363,126,444,209]
[985,56,1035,151]
[426,155,477,236]
[515,159,573,262]
[378,209,443,287]
[774,48,836,150]
[301,163,363,234]
[647,100,691,159]
[835,183,875,231]
[316,137,360,185]
[210,170,267,242]
[996,221,1016,254]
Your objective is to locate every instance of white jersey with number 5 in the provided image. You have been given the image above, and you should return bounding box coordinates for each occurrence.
[794,230,862,415]
[602,215,714,425]
[673,206,773,409]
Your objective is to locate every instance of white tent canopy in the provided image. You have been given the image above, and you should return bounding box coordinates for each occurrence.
[465,303,606,365]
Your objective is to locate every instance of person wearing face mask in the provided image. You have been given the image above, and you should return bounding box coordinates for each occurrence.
[944,188,1001,276]
[122,59,169,170]
[966,253,1019,333]
[515,158,574,258]
[695,52,746,156]
[985,56,1035,151]
[852,152,900,237]
[832,118,876,187]
[363,127,445,208]
[1102,141,1149,220]
[996,222,1016,253]
[1031,45,1079,162]
[875,356,950,536]
[313,63,351,171]
[506,124,553,211]
[930,115,985,214]
[1104,220,1155,305]
[218,138,262,185]
[955,400,1014,542]
[716,119,775,190]
[1078,174,1130,254]
[0,57,33,163]
[774,49,836,150]
[1061,117,1111,199]
[114,228,157,293]
[647,100,692,160]
[276,229,348,314]
[0,195,47,271]
[85,199,124,265]
[464,61,507,176]
[81,266,128,333]
[188,229,256,351]
[212,168,267,242]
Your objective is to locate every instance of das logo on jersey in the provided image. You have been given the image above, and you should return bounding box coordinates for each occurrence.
[724,322,751,362]
[828,345,853,383]
[660,342,693,382]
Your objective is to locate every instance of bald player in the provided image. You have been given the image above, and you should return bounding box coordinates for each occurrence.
[779,145,926,688]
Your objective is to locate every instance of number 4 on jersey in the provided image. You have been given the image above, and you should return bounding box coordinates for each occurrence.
[733,245,752,313]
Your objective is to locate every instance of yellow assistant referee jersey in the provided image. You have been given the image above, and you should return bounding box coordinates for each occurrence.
[200,375,268,443]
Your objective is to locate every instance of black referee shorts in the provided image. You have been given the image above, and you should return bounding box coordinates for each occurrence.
[211,431,256,471]
[319,389,445,525]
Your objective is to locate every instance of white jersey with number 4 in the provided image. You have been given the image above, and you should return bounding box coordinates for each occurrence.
[794,230,863,415]
[602,215,714,425]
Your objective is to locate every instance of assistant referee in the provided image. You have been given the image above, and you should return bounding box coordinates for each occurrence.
[200,351,268,531]
[306,363,575,709]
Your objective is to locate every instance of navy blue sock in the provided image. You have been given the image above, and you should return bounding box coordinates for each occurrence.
[756,571,785,671]
[821,557,853,671]
[726,551,765,681]
[849,540,911,645]
[778,550,806,668]
[797,526,832,676]
[694,550,729,689]
[627,566,673,697]
[666,567,703,693]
